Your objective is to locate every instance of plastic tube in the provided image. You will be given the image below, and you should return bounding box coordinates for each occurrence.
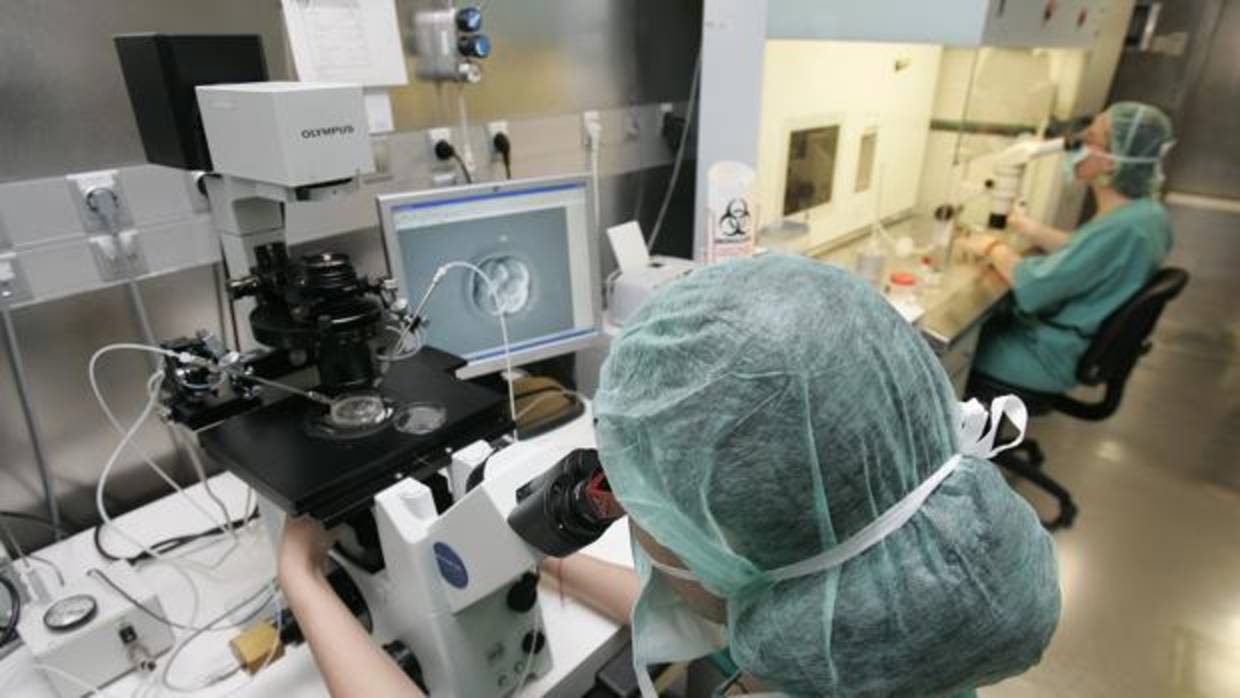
[647,51,702,252]
[432,262,518,431]
[89,345,233,538]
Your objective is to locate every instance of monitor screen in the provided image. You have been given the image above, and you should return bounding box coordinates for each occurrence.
[379,177,600,378]
[783,125,840,216]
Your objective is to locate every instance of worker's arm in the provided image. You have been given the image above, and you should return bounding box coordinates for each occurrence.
[962,234,1022,285]
[1009,212,1071,252]
[279,517,425,698]
[540,554,639,626]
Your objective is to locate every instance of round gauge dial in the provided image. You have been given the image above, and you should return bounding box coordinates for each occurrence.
[43,594,98,632]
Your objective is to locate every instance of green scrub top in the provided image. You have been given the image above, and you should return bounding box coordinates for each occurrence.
[973,198,1173,393]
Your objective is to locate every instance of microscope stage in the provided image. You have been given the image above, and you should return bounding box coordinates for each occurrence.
[198,348,511,524]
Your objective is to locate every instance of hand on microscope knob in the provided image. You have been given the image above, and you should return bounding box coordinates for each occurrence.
[1007,204,1037,239]
[279,516,336,588]
[962,233,1003,260]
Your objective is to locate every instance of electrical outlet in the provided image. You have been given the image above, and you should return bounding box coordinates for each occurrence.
[624,110,641,141]
[487,121,509,161]
[487,121,509,140]
[582,110,602,147]
[66,169,133,233]
[428,127,454,154]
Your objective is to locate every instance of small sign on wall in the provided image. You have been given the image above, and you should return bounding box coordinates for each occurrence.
[706,161,758,264]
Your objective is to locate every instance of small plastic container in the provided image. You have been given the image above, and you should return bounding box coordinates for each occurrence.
[888,272,920,306]
[856,236,887,289]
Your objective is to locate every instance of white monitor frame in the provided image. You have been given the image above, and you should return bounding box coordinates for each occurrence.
[376,174,603,379]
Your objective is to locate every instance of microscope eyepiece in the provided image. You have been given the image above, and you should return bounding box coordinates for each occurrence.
[508,449,625,558]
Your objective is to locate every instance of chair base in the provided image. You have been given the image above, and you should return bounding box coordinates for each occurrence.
[994,439,1078,531]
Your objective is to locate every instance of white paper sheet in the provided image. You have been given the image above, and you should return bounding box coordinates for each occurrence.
[364,88,395,133]
[281,0,409,86]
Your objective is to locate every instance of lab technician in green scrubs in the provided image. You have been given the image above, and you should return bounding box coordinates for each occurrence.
[965,102,1176,393]
[279,255,1062,697]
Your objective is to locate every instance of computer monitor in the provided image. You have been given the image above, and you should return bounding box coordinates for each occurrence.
[377,175,602,379]
[783,124,841,217]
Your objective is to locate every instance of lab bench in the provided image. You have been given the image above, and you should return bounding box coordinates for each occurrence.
[0,406,631,698]
[803,224,1013,397]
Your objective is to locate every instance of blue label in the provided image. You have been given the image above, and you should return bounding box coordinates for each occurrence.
[433,542,469,589]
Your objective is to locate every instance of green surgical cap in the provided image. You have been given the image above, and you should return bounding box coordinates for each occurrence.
[596,254,1060,696]
[1107,101,1175,198]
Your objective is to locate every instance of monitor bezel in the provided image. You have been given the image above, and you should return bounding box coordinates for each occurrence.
[376,173,603,379]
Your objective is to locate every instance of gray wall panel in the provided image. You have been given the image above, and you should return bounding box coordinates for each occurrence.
[0,0,291,181]
[0,1,701,548]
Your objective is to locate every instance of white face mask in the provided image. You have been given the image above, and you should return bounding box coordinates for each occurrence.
[628,396,1031,697]
[1061,145,1094,184]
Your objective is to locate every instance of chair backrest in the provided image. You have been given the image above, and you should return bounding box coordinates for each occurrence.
[1077,267,1190,388]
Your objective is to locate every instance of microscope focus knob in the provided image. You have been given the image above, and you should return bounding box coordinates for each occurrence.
[506,572,539,613]
[521,631,547,654]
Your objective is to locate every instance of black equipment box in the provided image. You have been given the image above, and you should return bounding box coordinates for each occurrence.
[114,33,268,171]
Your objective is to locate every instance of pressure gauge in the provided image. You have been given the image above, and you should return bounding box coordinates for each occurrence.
[43,594,98,632]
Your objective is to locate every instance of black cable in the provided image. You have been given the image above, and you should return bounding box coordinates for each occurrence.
[493,132,513,179]
[451,152,474,184]
[434,140,473,184]
[1,574,20,648]
[93,507,259,566]
[0,511,70,538]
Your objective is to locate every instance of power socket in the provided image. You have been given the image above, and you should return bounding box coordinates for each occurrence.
[624,109,641,141]
[582,110,602,148]
[66,170,133,233]
[428,128,454,157]
[486,121,509,157]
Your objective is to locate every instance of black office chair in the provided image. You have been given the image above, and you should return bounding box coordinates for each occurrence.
[969,267,1190,531]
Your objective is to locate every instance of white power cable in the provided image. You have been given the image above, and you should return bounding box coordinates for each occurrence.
[647,51,702,252]
[93,369,237,580]
[433,262,518,431]
[160,581,278,693]
[89,344,232,538]
[94,370,178,567]
[456,84,476,179]
[173,425,239,545]
[586,119,603,236]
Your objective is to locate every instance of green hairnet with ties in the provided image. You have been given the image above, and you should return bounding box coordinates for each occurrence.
[595,254,1061,696]
[1106,101,1175,198]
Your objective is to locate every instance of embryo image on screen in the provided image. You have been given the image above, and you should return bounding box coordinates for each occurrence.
[397,206,576,359]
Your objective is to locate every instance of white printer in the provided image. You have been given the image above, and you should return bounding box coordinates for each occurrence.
[605,222,696,326]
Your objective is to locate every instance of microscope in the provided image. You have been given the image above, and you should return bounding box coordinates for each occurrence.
[114,33,624,697]
[987,133,1082,230]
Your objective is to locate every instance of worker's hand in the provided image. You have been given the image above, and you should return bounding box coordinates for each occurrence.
[1007,209,1038,239]
[278,516,335,587]
[962,233,1002,259]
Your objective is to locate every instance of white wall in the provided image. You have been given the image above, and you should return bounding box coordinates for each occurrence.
[756,40,943,253]
[917,47,1092,230]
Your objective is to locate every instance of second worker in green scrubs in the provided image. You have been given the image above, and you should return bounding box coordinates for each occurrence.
[965,102,1176,393]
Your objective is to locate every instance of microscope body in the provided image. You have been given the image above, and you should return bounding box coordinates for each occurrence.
[988,136,1072,229]
[361,442,616,697]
